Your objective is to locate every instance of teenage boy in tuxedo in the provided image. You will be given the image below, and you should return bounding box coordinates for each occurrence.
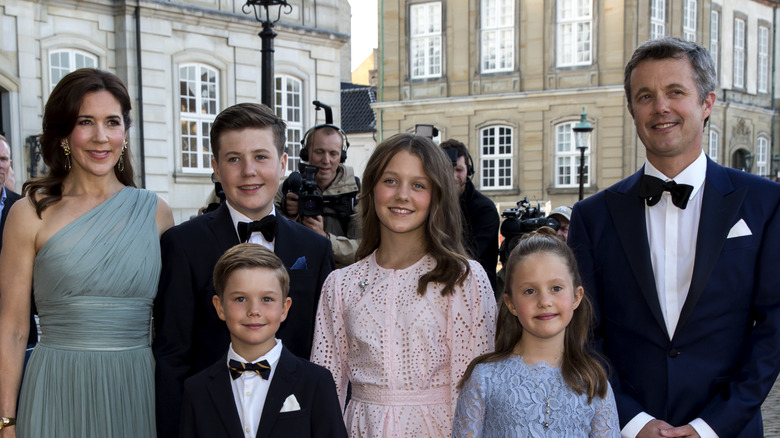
[153,103,335,438]
[179,244,346,438]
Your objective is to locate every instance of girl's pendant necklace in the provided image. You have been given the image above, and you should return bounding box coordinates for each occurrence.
[527,365,560,429]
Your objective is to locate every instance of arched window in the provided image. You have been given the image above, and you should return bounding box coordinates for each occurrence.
[555,121,590,188]
[479,126,512,189]
[275,75,303,172]
[50,49,97,91]
[179,64,219,172]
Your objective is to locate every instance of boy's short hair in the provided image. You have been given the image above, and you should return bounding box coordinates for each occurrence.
[209,102,287,160]
[213,243,290,299]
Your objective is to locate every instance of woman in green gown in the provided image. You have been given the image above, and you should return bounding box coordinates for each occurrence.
[0,68,173,438]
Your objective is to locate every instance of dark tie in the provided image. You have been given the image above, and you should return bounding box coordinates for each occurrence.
[237,215,277,243]
[228,359,271,380]
[638,174,694,209]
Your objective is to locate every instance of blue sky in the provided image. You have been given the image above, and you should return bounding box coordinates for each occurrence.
[348,0,378,71]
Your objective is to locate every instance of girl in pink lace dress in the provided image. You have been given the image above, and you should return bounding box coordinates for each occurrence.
[311,133,497,437]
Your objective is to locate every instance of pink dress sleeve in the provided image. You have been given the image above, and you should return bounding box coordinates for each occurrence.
[448,261,498,407]
[310,271,350,410]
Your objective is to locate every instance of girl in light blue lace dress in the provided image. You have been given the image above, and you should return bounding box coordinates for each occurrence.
[453,228,620,437]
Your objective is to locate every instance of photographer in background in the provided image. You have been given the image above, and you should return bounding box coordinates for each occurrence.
[276,101,360,267]
[441,138,499,292]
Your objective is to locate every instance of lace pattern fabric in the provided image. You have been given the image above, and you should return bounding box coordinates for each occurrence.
[311,252,498,437]
[453,356,620,438]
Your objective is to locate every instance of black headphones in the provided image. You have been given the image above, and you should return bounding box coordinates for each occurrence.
[442,141,475,178]
[299,101,350,163]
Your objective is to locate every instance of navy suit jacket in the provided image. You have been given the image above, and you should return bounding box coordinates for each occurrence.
[153,203,334,438]
[179,346,348,438]
[568,158,780,437]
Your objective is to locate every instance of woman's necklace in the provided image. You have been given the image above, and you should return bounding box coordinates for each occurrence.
[526,364,560,429]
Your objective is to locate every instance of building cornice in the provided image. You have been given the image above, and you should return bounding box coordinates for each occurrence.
[371,86,625,109]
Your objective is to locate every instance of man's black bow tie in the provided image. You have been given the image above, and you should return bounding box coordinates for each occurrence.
[237,215,277,243]
[228,359,271,380]
[638,174,693,209]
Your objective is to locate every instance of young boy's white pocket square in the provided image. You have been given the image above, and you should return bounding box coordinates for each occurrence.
[280,394,301,412]
[727,219,752,239]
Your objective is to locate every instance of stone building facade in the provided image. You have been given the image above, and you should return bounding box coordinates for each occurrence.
[374,0,780,213]
[0,0,351,223]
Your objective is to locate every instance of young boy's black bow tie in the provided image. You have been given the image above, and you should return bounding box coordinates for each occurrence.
[638,174,693,209]
[228,359,271,380]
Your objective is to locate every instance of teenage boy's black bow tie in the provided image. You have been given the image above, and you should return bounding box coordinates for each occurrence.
[638,174,693,209]
[237,215,277,243]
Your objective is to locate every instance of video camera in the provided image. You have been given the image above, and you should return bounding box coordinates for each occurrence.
[281,162,325,218]
[499,197,560,262]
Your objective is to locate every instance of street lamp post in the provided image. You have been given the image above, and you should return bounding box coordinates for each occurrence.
[242,0,292,110]
[572,107,594,201]
[744,152,754,173]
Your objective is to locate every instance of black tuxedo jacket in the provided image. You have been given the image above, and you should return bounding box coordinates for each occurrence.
[153,203,334,438]
[179,346,347,438]
[568,158,780,437]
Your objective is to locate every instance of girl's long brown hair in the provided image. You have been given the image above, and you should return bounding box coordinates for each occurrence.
[23,68,136,217]
[356,133,469,296]
[458,227,608,403]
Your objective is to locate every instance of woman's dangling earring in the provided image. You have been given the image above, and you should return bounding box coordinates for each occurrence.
[61,139,71,171]
[117,141,127,172]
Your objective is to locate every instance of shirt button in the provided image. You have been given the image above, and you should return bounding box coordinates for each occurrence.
[246,427,251,433]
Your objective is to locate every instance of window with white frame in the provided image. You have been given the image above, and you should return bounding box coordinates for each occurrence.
[410,2,442,79]
[180,64,219,172]
[710,11,719,74]
[650,0,665,40]
[275,75,303,173]
[708,129,719,163]
[557,0,592,67]
[555,122,590,187]
[480,126,513,189]
[757,136,768,176]
[481,0,514,73]
[758,26,770,93]
[734,18,745,89]
[683,0,696,42]
[50,50,97,91]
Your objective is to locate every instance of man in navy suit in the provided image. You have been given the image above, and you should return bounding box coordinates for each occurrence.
[569,37,780,438]
[153,103,335,438]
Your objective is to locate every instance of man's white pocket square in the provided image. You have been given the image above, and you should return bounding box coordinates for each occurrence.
[727,219,752,239]
[280,394,301,413]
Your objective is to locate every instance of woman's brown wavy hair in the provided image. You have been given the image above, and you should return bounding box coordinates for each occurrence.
[23,68,135,217]
[458,227,609,403]
[356,133,469,296]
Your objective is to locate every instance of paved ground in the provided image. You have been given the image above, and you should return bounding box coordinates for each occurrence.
[763,377,780,437]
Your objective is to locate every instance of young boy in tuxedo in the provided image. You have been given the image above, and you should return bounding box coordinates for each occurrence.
[179,243,347,438]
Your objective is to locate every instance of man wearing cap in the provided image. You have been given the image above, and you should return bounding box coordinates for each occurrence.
[548,206,572,242]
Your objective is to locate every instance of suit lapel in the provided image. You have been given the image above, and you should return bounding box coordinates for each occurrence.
[274,215,300,268]
[205,356,245,438]
[207,203,241,252]
[677,160,744,332]
[255,347,299,438]
[605,169,668,337]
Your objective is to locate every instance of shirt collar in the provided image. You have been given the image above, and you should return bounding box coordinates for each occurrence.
[226,339,283,367]
[644,151,707,198]
[225,201,276,239]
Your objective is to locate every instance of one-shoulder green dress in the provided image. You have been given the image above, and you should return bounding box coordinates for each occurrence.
[17,187,160,438]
